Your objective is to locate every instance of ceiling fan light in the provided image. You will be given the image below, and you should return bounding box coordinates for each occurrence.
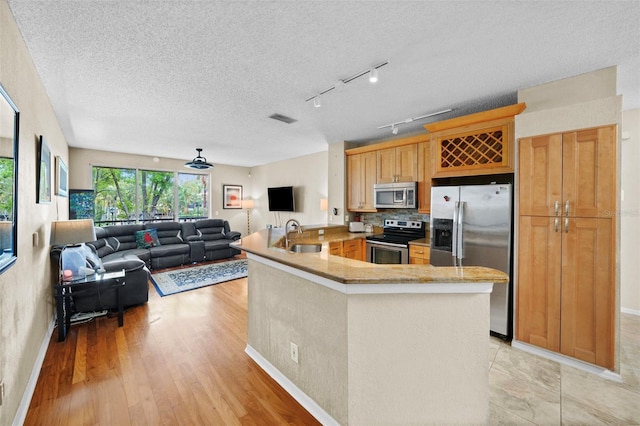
[185,148,214,169]
[369,68,378,83]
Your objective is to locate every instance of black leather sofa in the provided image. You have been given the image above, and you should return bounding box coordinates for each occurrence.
[52,219,241,313]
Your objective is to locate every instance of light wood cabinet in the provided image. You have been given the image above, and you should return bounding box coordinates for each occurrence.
[377,144,418,183]
[409,244,430,264]
[519,126,616,217]
[417,141,431,213]
[329,239,365,261]
[347,152,377,212]
[425,103,526,178]
[329,241,343,256]
[346,134,428,213]
[517,125,616,369]
[342,239,364,261]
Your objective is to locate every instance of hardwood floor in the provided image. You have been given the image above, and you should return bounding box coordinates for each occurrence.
[25,258,320,425]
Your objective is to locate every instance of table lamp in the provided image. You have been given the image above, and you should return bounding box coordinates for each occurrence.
[241,199,254,236]
[50,219,96,281]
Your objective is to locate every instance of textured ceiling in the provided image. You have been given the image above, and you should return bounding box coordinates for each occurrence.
[6,1,640,167]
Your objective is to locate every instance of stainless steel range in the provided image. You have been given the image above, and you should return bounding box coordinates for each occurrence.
[365,219,426,264]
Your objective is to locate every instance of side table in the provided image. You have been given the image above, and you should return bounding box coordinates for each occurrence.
[55,269,126,342]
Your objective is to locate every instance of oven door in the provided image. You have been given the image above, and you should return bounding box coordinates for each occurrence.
[366,240,409,264]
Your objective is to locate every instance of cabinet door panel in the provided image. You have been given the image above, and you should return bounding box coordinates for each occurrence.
[362,152,377,210]
[518,134,563,216]
[347,154,363,211]
[377,148,396,184]
[395,144,418,182]
[562,126,616,218]
[347,152,377,212]
[516,216,561,351]
[560,217,614,369]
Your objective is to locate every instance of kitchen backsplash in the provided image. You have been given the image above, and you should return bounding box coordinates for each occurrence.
[357,209,430,227]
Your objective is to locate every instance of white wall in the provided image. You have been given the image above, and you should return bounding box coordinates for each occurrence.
[1,1,70,423]
[620,108,640,314]
[247,150,328,230]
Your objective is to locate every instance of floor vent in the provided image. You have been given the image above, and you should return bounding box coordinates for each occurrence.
[269,113,297,124]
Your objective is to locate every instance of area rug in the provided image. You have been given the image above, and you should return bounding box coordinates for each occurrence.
[151,259,248,296]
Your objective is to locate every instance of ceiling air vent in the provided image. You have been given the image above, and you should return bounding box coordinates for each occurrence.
[269,113,297,124]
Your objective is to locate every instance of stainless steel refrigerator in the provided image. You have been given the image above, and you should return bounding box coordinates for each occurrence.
[430,184,513,338]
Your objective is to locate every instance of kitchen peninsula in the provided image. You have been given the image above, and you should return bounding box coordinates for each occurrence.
[234,227,508,425]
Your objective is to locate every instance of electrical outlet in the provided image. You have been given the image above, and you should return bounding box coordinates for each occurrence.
[290,342,299,364]
[0,380,5,406]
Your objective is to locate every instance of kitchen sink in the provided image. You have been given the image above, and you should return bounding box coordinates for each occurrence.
[288,243,322,253]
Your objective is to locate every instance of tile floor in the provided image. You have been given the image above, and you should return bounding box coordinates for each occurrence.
[488,313,640,425]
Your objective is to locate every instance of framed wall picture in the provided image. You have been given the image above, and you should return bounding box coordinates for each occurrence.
[56,156,68,197]
[223,184,242,209]
[37,135,51,204]
[69,189,95,219]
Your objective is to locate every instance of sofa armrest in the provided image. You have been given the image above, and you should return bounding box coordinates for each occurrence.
[226,231,241,241]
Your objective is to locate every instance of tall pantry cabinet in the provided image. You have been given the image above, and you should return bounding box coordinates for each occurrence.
[517,125,616,369]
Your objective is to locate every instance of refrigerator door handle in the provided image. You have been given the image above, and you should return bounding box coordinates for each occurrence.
[457,201,465,260]
[452,201,459,262]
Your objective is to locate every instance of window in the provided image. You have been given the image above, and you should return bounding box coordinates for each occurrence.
[138,169,174,221]
[92,166,209,226]
[178,172,208,221]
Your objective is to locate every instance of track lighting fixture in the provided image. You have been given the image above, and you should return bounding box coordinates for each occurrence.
[305,61,388,106]
[369,68,378,83]
[184,148,214,169]
[378,109,454,135]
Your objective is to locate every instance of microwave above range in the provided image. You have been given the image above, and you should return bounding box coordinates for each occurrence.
[373,182,417,209]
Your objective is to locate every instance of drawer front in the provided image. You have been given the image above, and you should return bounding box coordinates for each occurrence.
[409,245,430,261]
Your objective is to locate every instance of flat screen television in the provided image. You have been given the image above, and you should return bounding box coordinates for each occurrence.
[268,186,295,212]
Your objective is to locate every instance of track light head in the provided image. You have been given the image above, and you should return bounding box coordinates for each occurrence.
[369,68,378,83]
[391,125,399,135]
[313,96,321,108]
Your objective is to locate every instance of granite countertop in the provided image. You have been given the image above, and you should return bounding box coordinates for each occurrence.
[233,227,507,285]
[409,238,430,247]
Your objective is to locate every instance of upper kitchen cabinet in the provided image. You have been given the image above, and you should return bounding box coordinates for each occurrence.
[346,134,427,213]
[377,144,418,183]
[347,151,377,212]
[519,126,616,218]
[425,103,526,178]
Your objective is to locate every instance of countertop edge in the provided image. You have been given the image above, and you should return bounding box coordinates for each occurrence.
[234,228,507,286]
[247,253,494,295]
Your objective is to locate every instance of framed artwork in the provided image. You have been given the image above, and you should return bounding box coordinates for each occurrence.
[69,189,95,219]
[37,135,51,204]
[223,184,242,209]
[56,156,68,197]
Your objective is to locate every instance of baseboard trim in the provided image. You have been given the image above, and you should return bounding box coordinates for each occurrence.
[621,307,640,316]
[244,345,339,426]
[13,316,55,426]
[511,340,622,383]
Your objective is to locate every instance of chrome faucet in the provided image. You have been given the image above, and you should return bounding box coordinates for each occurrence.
[284,219,303,247]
